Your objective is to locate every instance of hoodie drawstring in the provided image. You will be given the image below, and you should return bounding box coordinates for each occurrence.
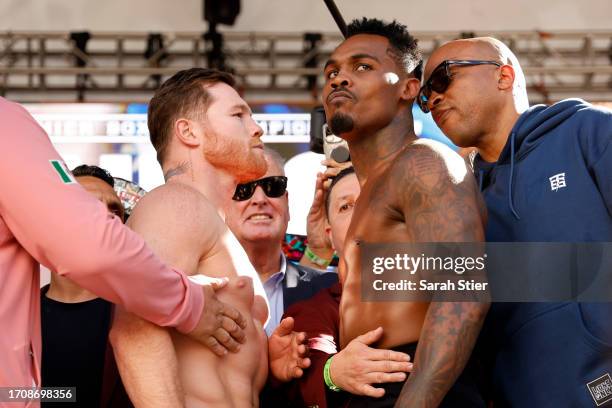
[508,132,521,220]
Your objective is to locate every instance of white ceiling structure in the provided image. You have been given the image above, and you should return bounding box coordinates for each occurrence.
[2,0,611,32]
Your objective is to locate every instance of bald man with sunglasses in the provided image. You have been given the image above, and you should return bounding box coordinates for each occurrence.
[421,37,612,408]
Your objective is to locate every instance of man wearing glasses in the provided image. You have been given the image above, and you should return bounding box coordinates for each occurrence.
[322,18,489,407]
[421,38,612,407]
[226,148,337,337]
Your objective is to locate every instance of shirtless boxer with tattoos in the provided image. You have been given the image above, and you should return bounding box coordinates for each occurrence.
[322,19,489,407]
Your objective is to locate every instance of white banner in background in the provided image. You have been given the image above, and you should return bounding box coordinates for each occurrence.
[32,113,311,144]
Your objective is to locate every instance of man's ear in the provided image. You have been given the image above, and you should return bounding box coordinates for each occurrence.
[174,118,200,147]
[285,190,290,222]
[325,223,335,250]
[498,65,516,91]
[400,77,421,102]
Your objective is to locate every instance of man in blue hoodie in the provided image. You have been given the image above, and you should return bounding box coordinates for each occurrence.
[419,37,612,407]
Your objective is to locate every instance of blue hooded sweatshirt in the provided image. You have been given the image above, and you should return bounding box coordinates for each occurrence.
[473,99,612,407]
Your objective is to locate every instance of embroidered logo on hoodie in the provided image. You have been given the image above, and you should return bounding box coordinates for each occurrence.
[587,373,612,406]
[549,173,567,192]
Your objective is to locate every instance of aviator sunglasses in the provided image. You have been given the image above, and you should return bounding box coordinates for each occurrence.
[417,60,502,113]
[232,176,288,201]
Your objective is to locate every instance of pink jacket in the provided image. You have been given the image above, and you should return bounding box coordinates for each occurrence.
[0,97,204,401]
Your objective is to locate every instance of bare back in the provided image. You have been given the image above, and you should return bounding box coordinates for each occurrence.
[340,139,486,349]
[126,183,268,408]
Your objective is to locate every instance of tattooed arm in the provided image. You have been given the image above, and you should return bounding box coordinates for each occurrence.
[393,143,489,408]
[395,302,488,407]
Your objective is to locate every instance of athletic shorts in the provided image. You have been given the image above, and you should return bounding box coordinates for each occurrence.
[345,342,486,408]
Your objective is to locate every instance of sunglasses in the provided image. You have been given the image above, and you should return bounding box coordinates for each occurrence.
[417,60,502,113]
[232,176,288,201]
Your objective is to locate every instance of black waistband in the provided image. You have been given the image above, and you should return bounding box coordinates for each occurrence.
[389,342,418,359]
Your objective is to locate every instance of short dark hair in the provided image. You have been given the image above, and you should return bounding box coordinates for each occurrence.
[325,166,356,219]
[72,164,114,188]
[148,68,236,165]
[347,18,422,80]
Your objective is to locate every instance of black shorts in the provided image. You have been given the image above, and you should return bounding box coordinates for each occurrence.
[345,342,485,408]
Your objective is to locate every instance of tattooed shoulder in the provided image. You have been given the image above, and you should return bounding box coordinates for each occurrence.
[392,144,484,242]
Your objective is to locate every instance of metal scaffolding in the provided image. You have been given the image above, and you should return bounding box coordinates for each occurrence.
[1,29,611,104]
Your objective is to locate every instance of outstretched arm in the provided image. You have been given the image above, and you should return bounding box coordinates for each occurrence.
[0,99,204,332]
[394,144,489,408]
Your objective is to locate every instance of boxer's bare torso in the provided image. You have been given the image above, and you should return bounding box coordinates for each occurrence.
[122,182,268,407]
[340,139,486,349]
[171,241,268,408]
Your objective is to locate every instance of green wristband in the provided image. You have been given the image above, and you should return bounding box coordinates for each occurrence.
[305,246,332,268]
[323,355,342,392]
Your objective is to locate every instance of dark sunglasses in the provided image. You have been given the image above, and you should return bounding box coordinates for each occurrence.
[417,60,502,113]
[232,176,288,201]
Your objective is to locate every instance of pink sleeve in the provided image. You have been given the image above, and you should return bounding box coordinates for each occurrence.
[0,97,203,333]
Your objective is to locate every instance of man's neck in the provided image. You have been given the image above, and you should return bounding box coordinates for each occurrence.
[476,104,523,163]
[346,113,417,186]
[244,241,283,283]
[163,155,236,216]
[46,273,97,303]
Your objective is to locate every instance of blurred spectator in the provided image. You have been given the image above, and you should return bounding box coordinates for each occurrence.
[300,159,353,271]
[41,165,133,408]
[225,148,337,336]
